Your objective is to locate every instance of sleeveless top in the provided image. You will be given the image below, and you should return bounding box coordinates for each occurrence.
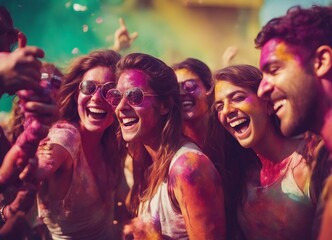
[237,135,325,240]
[37,121,116,240]
[138,142,204,240]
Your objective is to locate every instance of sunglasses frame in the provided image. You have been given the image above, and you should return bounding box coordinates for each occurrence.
[107,87,158,107]
[41,73,63,90]
[79,80,116,101]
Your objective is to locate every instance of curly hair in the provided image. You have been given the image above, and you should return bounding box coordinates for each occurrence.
[255,5,332,62]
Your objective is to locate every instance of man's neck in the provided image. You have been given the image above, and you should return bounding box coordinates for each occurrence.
[321,109,332,153]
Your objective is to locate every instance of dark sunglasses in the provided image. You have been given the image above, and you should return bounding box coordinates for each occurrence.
[106,87,158,107]
[181,79,198,94]
[79,80,116,100]
[41,73,62,90]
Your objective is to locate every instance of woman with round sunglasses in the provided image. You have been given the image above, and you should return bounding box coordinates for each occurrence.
[111,53,226,239]
[35,49,128,240]
[212,64,331,240]
[172,58,257,239]
[172,58,226,176]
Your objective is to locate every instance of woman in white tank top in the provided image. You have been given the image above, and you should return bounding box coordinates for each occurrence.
[110,53,226,240]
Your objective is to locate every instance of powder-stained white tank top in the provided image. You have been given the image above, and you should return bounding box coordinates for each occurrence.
[138,142,204,240]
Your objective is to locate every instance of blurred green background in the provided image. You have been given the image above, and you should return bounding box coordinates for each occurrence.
[0,0,331,115]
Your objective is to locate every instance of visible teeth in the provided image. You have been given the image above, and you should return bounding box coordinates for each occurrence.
[89,107,106,114]
[230,119,247,128]
[122,118,137,124]
[273,99,286,111]
[182,100,193,106]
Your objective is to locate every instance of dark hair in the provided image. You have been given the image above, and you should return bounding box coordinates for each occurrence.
[116,53,183,214]
[0,6,18,51]
[213,64,263,239]
[172,58,212,90]
[173,58,226,177]
[172,57,214,108]
[255,5,332,64]
[213,64,262,94]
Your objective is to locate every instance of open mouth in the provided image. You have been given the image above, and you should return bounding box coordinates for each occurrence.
[273,99,286,114]
[122,117,139,127]
[182,100,194,110]
[87,107,107,119]
[229,118,250,134]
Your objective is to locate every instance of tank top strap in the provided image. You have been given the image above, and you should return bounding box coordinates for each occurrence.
[169,142,202,172]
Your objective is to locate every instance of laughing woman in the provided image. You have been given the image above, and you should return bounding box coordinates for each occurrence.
[35,50,127,240]
[109,53,225,240]
[212,64,331,240]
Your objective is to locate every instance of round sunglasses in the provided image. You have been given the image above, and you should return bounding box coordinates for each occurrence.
[41,73,63,90]
[181,79,198,94]
[106,87,158,107]
[79,80,116,100]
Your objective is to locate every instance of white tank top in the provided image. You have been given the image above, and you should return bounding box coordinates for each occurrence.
[138,142,203,240]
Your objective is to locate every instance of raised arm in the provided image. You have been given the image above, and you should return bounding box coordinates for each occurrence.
[111,18,138,52]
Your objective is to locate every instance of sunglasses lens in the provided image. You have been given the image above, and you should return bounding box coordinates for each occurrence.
[127,88,144,106]
[183,80,197,93]
[80,80,96,95]
[50,78,62,90]
[106,89,122,106]
[101,82,116,99]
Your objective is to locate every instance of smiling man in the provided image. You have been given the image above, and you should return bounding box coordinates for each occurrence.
[255,5,332,240]
[256,5,332,152]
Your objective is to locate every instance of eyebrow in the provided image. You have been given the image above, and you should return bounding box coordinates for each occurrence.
[260,60,278,73]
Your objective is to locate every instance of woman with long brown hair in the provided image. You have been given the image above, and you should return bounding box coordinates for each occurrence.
[109,53,226,239]
[213,64,331,240]
[35,49,126,239]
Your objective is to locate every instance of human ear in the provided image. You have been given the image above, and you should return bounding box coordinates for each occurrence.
[314,45,332,77]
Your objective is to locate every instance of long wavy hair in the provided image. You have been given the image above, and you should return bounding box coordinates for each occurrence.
[116,53,183,215]
[213,64,262,239]
[57,49,125,186]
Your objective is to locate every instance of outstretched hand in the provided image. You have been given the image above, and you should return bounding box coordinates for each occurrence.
[0,46,44,96]
[112,18,138,52]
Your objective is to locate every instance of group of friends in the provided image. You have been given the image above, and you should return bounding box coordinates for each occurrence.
[0,4,332,240]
